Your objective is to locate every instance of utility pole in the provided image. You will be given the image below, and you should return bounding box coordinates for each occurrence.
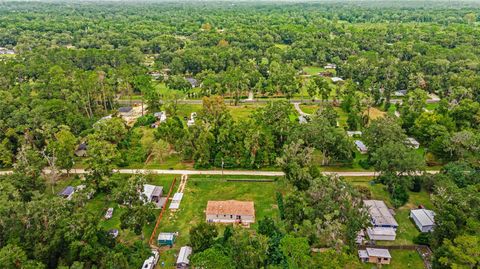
[221,158,224,179]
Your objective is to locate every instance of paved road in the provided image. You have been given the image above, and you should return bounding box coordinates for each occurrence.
[0,169,440,177]
[118,98,439,106]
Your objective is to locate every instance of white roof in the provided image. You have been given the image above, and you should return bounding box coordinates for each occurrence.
[176,246,192,265]
[358,250,368,259]
[367,227,396,236]
[331,77,344,82]
[172,193,184,202]
[411,209,435,227]
[366,248,391,259]
[406,137,420,146]
[158,232,175,241]
[364,200,398,227]
[142,184,156,199]
[355,140,368,151]
[141,256,155,269]
[169,202,180,210]
[347,131,362,136]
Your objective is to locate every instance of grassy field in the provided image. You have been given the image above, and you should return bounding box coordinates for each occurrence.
[155,174,286,267]
[302,66,334,76]
[175,103,261,122]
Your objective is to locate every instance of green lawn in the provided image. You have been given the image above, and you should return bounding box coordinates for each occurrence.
[174,103,261,122]
[302,66,333,76]
[156,175,286,267]
[227,104,263,121]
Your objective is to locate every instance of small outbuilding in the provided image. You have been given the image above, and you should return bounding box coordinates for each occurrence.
[74,142,87,157]
[169,192,184,211]
[347,131,362,137]
[59,186,75,200]
[158,232,176,247]
[405,137,420,149]
[176,246,192,269]
[118,106,133,113]
[366,227,396,241]
[355,140,368,154]
[410,209,435,232]
[109,229,119,238]
[186,77,199,88]
[394,90,407,97]
[358,248,391,265]
[331,77,344,83]
[324,63,337,69]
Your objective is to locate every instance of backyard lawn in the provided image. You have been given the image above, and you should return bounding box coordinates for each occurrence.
[156,174,285,267]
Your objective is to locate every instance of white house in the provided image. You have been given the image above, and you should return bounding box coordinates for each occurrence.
[176,246,192,269]
[206,200,255,225]
[366,227,396,241]
[410,209,435,232]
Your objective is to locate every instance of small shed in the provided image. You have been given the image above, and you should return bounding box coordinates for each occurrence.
[118,106,132,113]
[347,131,362,137]
[176,246,192,269]
[186,77,199,88]
[158,232,176,247]
[331,77,344,83]
[394,90,407,97]
[405,137,420,149]
[74,142,87,157]
[324,63,337,69]
[169,193,184,211]
[59,186,75,200]
[410,209,435,232]
[109,229,119,238]
[355,140,368,154]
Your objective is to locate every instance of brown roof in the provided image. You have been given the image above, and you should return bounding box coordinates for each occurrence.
[206,200,255,216]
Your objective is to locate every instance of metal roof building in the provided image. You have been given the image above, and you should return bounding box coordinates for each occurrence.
[410,209,435,232]
[364,200,398,229]
[176,246,192,269]
[366,227,396,241]
[355,140,368,154]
